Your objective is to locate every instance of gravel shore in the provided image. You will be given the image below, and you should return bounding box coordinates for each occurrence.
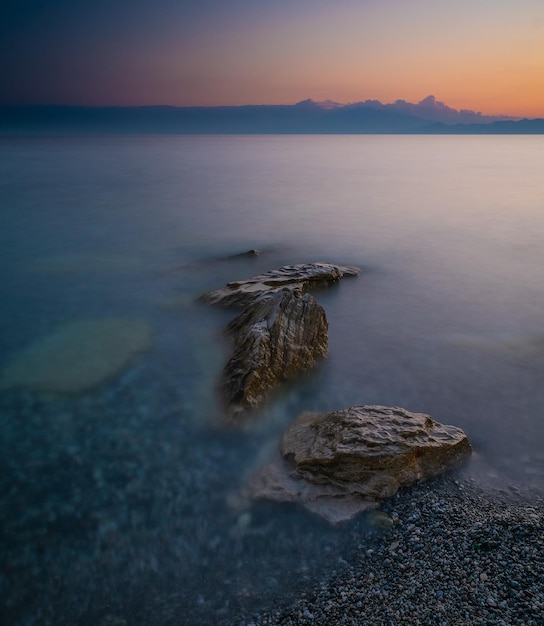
[1,382,542,626]
[246,479,544,626]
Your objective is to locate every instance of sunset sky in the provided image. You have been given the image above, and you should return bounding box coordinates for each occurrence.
[2,0,543,117]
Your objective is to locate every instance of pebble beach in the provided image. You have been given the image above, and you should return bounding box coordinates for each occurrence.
[248,480,544,626]
[1,373,542,626]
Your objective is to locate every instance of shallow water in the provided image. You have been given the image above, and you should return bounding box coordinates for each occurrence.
[1,134,543,623]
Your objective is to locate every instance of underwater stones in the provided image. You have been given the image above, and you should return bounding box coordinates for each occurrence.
[200,262,361,416]
[200,262,360,308]
[446,332,544,360]
[0,318,152,394]
[222,287,328,416]
[366,510,395,530]
[245,405,472,523]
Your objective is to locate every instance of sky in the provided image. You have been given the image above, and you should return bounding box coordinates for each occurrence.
[1,0,543,117]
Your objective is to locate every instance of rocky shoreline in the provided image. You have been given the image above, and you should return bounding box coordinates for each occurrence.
[1,369,542,626]
[2,369,542,626]
[1,254,542,626]
[243,479,543,626]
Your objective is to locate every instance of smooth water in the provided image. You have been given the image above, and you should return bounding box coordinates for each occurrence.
[1,134,543,622]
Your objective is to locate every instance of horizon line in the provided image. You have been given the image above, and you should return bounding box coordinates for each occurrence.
[1,97,537,120]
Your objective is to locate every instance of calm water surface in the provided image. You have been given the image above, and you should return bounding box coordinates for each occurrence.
[1,134,543,622]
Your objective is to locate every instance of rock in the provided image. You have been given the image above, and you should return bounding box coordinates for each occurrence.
[366,510,395,530]
[245,405,472,523]
[241,453,377,525]
[222,287,328,416]
[282,405,472,486]
[160,249,261,275]
[200,262,360,416]
[200,262,360,308]
[228,249,260,259]
[201,263,360,418]
[0,318,152,394]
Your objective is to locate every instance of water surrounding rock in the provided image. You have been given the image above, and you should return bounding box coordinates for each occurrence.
[245,405,472,523]
[222,288,328,417]
[0,318,152,394]
[200,262,360,308]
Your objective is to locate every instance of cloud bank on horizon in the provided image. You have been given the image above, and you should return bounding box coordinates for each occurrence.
[1,0,543,117]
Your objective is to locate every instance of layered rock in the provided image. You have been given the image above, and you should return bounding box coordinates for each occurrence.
[201,262,361,416]
[201,262,360,308]
[223,287,328,415]
[244,405,472,523]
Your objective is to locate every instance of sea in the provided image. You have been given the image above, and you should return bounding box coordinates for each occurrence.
[1,134,543,624]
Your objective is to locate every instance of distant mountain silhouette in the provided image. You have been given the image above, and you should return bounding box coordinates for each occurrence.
[1,99,542,134]
[353,95,518,124]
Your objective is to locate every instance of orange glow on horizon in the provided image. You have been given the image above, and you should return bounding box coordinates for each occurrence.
[2,0,543,118]
[129,0,544,119]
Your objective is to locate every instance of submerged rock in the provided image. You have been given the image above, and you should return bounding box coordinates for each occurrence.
[159,248,261,275]
[201,262,360,308]
[245,405,472,523]
[223,287,328,416]
[0,318,152,394]
[228,249,260,259]
[242,454,378,525]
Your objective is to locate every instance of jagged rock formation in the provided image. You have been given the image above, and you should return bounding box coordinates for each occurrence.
[200,262,360,309]
[223,288,328,414]
[244,405,472,523]
[201,262,361,416]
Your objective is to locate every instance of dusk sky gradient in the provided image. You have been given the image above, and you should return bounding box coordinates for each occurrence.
[2,0,543,117]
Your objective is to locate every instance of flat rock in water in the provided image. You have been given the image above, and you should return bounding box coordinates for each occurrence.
[0,318,152,394]
[200,262,360,308]
[245,405,472,523]
[223,288,328,417]
[242,453,377,525]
